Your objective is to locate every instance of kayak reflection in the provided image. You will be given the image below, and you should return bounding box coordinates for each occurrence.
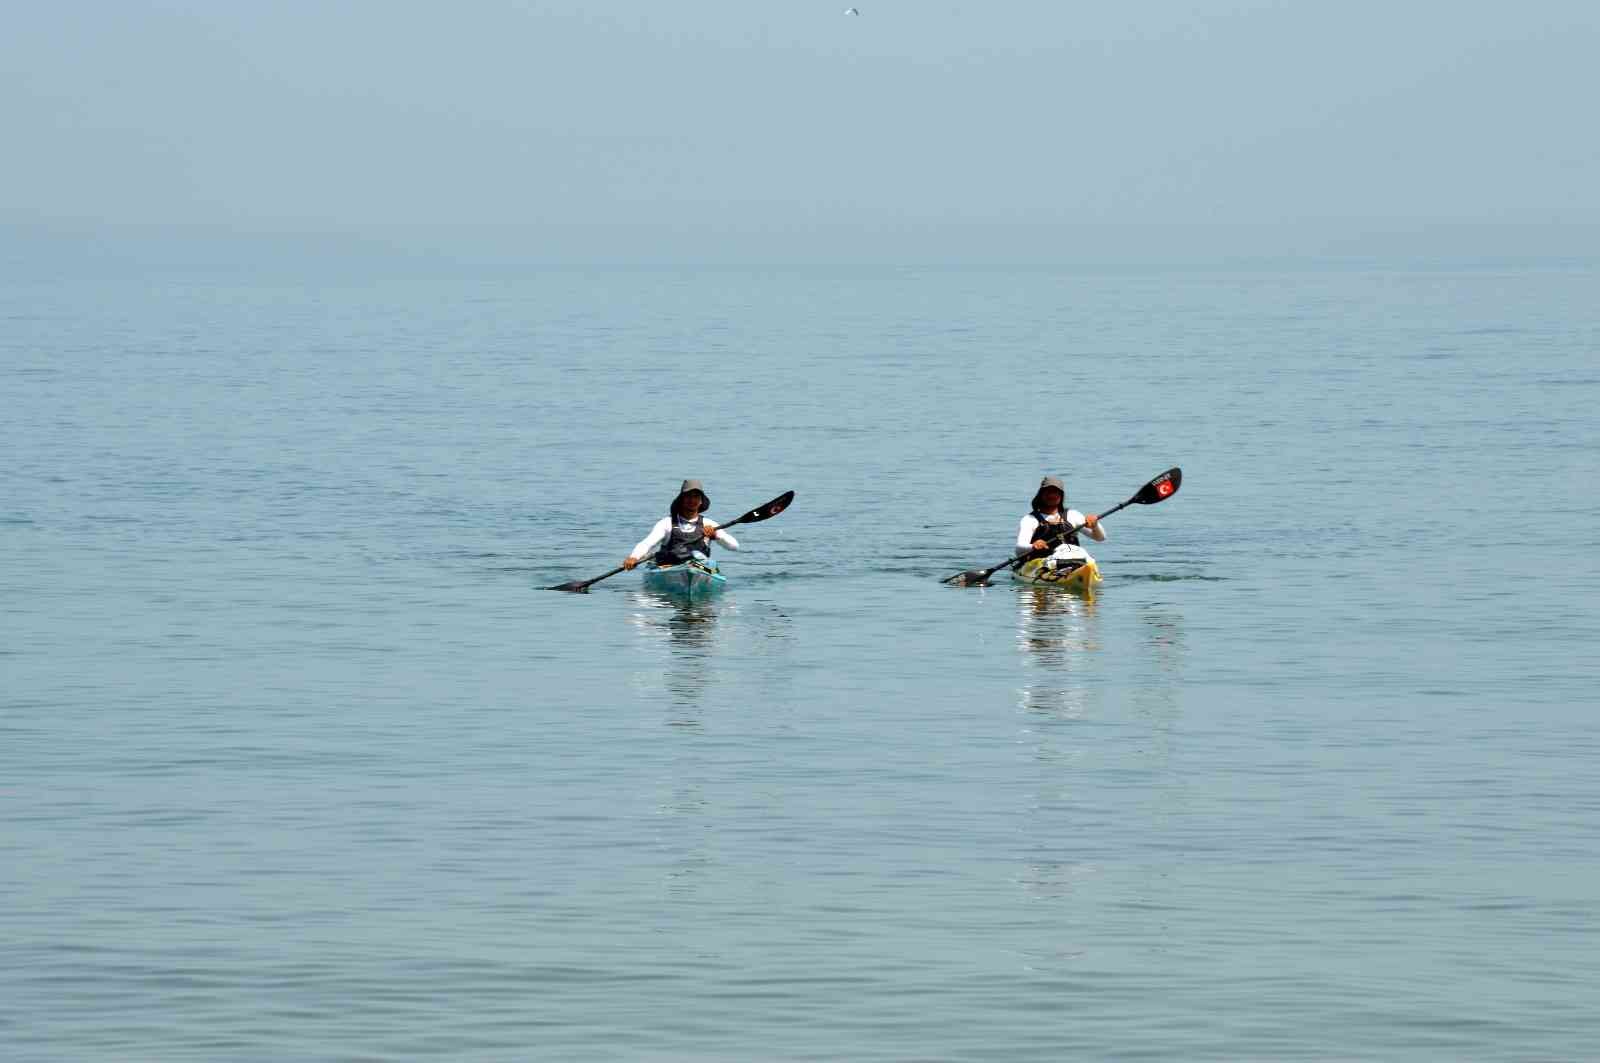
[1015,586,1102,723]
[1015,586,1100,669]
[627,592,722,710]
[1013,586,1102,906]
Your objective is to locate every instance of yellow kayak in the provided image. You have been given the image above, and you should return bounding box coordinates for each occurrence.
[1010,552,1102,598]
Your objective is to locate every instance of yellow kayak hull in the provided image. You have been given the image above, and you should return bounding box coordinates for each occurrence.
[1010,556,1102,597]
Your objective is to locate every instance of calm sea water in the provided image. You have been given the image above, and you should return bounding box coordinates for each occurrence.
[3,262,1598,1060]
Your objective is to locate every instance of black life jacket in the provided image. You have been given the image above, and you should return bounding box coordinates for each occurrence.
[1030,509,1078,549]
[654,512,711,565]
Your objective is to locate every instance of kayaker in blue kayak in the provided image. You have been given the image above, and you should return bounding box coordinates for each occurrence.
[1017,476,1105,557]
[622,479,740,570]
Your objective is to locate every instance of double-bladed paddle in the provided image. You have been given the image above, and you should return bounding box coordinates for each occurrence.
[548,490,796,593]
[941,468,1183,587]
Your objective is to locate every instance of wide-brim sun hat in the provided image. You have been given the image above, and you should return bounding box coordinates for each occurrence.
[671,478,710,515]
[1031,475,1066,510]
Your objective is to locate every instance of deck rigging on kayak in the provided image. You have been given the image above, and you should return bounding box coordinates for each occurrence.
[942,468,1182,589]
[547,485,795,595]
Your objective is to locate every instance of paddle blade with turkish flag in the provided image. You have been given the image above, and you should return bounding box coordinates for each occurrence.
[1133,468,1182,506]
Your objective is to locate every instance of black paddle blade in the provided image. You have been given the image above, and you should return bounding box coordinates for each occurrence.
[729,490,795,526]
[1133,467,1182,505]
[548,562,628,593]
[943,559,1013,586]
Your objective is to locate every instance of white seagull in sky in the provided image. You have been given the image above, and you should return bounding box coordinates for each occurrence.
[844,7,860,14]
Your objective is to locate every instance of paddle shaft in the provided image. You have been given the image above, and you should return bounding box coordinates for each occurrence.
[563,563,628,593]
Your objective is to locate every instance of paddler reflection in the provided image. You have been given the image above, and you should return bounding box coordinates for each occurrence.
[662,603,719,708]
[627,594,721,710]
[1013,585,1102,905]
[1016,586,1100,668]
[1015,583,1101,722]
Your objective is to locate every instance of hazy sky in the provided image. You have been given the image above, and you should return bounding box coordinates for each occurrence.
[4,1,1598,261]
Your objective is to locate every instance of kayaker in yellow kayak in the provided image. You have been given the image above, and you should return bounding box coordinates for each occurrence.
[1017,476,1105,557]
[622,479,740,570]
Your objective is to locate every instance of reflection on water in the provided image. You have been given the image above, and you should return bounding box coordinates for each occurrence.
[1015,586,1100,666]
[1010,591,1192,911]
[1131,606,1187,725]
[1011,589,1100,755]
[625,593,725,898]
[1016,858,1098,904]
[1015,587,1101,721]
[1013,587,1101,907]
[1140,607,1185,666]
[655,780,711,899]
[626,592,723,714]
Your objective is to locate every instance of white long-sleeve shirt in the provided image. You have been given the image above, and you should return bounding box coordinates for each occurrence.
[1016,509,1107,555]
[629,517,740,561]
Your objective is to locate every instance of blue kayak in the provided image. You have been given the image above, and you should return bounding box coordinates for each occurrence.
[641,558,727,601]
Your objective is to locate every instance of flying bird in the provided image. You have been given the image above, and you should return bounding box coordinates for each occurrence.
[844,7,860,14]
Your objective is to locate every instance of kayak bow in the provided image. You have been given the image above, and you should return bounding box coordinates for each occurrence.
[1010,548,1102,598]
[640,558,727,601]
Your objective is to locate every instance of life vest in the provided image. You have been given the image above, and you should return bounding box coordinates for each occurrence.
[654,512,712,565]
[1029,509,1078,550]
